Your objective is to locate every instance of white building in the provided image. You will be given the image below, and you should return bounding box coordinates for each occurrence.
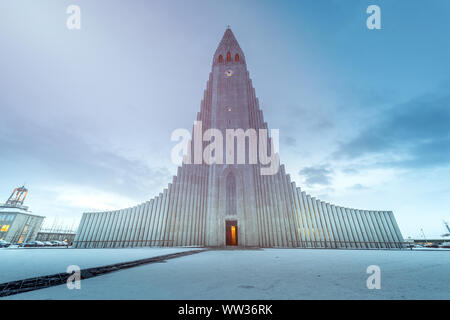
[0,187,44,244]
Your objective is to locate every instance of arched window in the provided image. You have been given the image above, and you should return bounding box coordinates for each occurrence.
[226,172,237,215]
[226,51,231,62]
[235,54,240,62]
[218,55,223,63]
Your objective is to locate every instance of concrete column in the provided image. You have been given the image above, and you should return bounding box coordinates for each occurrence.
[143,200,154,246]
[127,207,138,247]
[387,211,404,244]
[136,202,149,247]
[380,211,396,246]
[175,168,188,246]
[164,178,178,247]
[298,192,310,246]
[115,209,127,248]
[192,167,202,245]
[200,168,208,246]
[370,211,387,248]
[105,211,120,248]
[320,201,335,248]
[97,212,112,248]
[306,196,321,247]
[149,195,162,246]
[310,198,325,247]
[359,210,375,248]
[81,213,96,248]
[261,175,274,246]
[327,203,341,248]
[74,213,90,248]
[365,210,381,248]
[342,207,358,248]
[160,186,172,247]
[266,174,282,247]
[291,185,306,247]
[126,206,138,247]
[119,208,132,247]
[378,211,394,247]
[326,204,341,247]
[295,187,308,247]
[334,206,349,248]
[157,189,169,246]
[300,192,314,247]
[271,171,288,247]
[281,171,301,247]
[353,209,370,248]
[255,166,269,246]
[114,209,126,248]
[168,169,182,247]
[378,211,395,248]
[86,213,101,248]
[183,171,194,246]
[181,168,193,246]
[346,208,361,248]
[73,214,88,247]
[277,168,294,247]
[132,204,145,247]
[315,199,331,248]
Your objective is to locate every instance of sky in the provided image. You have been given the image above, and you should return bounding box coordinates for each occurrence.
[0,0,449,238]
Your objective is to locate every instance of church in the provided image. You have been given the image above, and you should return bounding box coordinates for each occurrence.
[73,28,404,249]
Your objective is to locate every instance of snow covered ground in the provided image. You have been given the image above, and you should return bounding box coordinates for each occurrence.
[0,247,199,283]
[3,248,450,300]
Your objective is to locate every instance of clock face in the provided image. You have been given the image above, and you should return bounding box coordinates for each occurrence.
[225,69,233,77]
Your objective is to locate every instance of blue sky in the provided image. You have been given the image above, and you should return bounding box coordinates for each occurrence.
[0,0,449,238]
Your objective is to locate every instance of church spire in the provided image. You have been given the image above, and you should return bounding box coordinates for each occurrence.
[213,27,245,65]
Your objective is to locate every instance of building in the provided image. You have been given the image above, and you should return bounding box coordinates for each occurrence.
[0,186,45,244]
[36,228,76,243]
[74,28,404,249]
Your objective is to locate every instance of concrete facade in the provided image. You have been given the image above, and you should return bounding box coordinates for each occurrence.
[73,29,404,249]
[0,207,45,244]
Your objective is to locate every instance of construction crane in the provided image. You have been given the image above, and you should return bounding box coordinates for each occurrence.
[5,186,28,207]
[442,221,450,237]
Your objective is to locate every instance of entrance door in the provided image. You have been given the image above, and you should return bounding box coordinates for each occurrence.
[226,220,238,246]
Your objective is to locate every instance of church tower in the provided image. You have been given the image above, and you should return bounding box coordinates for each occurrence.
[202,27,268,247]
[73,28,404,249]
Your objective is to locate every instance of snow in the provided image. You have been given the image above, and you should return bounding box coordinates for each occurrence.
[3,248,450,300]
[0,247,199,283]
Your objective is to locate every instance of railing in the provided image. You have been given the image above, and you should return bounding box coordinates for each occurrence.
[73,239,408,249]
[72,240,175,248]
[286,240,406,249]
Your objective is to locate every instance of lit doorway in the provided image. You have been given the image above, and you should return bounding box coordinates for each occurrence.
[226,220,238,246]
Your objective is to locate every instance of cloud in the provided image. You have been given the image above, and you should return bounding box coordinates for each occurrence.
[0,107,173,202]
[334,92,450,168]
[283,136,297,147]
[349,183,369,191]
[45,184,138,212]
[299,165,333,186]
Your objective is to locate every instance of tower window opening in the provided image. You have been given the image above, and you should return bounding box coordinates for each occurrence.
[226,51,232,62]
[235,54,240,62]
[218,55,223,63]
